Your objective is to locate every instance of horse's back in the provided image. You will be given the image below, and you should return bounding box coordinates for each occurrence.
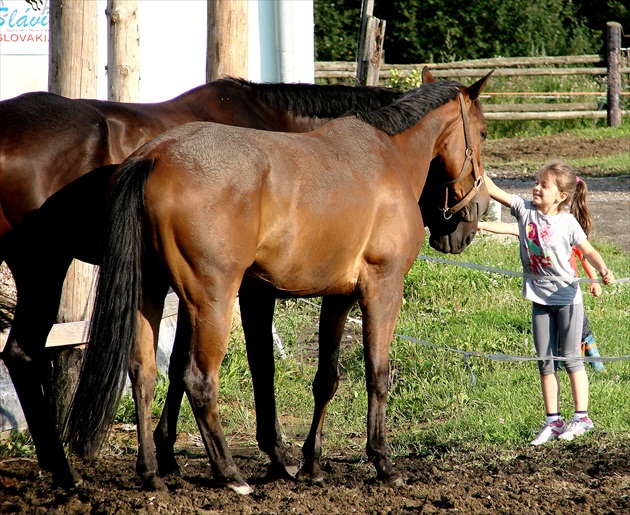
[0,92,111,233]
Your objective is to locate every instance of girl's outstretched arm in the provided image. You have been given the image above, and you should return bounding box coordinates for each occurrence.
[484,174,513,207]
[478,221,519,236]
[577,239,615,285]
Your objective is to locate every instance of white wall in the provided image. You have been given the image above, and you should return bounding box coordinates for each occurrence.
[1,0,314,102]
[0,0,49,100]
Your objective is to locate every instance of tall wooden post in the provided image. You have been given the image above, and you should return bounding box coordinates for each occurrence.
[106,0,140,102]
[356,0,385,86]
[606,21,622,127]
[48,0,99,429]
[206,0,248,81]
[49,0,98,97]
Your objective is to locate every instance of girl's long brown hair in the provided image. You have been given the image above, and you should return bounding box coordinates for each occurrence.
[539,160,593,237]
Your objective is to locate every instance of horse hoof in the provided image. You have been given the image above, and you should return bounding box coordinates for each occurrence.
[157,456,181,477]
[295,466,324,483]
[52,466,84,490]
[284,465,300,478]
[266,461,299,480]
[142,474,169,493]
[227,480,254,495]
[162,466,181,478]
[381,473,406,488]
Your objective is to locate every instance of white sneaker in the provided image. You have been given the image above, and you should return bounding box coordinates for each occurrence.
[530,418,565,446]
[558,416,594,441]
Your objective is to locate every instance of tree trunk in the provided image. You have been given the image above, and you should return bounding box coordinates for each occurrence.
[106,0,140,102]
[48,0,99,429]
[206,0,248,82]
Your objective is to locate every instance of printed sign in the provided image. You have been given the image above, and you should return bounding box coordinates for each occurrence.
[0,0,49,55]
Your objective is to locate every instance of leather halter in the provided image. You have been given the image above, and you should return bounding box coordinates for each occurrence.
[441,93,485,219]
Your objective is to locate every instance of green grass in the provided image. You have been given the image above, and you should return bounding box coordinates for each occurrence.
[108,233,629,460]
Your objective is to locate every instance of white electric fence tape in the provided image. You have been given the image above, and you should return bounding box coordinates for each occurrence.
[298,255,629,386]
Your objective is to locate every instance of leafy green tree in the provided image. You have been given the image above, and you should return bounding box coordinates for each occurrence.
[314,0,361,61]
[313,0,620,63]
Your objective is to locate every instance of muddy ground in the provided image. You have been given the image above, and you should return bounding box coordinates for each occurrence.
[1,132,629,514]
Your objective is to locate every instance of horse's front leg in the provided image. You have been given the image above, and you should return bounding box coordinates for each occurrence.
[360,282,405,487]
[239,286,297,479]
[297,294,356,482]
[2,257,82,489]
[130,279,169,492]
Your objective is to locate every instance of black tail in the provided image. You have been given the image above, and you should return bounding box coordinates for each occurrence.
[63,158,154,457]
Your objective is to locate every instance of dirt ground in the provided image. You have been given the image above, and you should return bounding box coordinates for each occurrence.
[1,132,629,514]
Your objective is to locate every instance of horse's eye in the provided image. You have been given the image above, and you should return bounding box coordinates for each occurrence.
[480,131,487,141]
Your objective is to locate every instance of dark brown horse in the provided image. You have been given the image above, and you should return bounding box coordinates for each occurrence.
[0,78,405,489]
[65,74,492,494]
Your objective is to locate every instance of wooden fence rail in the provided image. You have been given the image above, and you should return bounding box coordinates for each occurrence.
[315,50,630,122]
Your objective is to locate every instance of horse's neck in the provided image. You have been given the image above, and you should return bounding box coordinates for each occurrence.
[392,117,444,199]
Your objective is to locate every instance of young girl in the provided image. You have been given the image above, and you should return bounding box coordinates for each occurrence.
[483,161,615,445]
[479,217,606,374]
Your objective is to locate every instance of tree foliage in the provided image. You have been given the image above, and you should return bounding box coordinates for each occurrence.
[314,0,629,63]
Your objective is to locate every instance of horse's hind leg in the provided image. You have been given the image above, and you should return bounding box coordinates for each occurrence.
[297,294,356,483]
[130,274,169,492]
[2,257,82,489]
[154,303,190,477]
[182,287,252,495]
[239,287,297,479]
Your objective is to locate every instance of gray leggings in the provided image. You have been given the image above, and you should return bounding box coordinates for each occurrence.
[532,302,584,375]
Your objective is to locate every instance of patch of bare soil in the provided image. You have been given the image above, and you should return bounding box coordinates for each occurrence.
[1,430,629,514]
[1,133,629,514]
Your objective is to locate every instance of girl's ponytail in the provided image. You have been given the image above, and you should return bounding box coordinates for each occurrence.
[571,177,593,238]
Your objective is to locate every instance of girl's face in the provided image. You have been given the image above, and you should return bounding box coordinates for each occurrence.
[532,172,567,213]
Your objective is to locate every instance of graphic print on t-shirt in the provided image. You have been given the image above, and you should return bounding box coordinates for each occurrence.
[525,222,553,274]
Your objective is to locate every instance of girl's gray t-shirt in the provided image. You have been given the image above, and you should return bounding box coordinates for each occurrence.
[511,195,587,305]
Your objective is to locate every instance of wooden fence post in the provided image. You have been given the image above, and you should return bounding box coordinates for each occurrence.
[48,0,99,430]
[106,0,140,102]
[607,21,622,127]
[356,0,385,86]
[206,0,248,82]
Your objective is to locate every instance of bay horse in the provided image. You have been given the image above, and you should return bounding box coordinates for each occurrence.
[64,73,492,494]
[0,78,406,489]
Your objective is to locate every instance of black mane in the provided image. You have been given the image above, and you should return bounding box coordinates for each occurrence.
[357,80,463,135]
[231,77,404,119]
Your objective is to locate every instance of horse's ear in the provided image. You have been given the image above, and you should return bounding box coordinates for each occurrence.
[422,67,435,84]
[466,70,494,101]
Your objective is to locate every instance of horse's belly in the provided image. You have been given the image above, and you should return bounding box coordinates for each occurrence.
[247,252,360,297]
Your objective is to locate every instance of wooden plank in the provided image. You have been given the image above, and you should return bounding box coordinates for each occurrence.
[314,55,603,72]
[0,292,180,352]
[314,67,630,80]
[482,91,609,96]
[484,110,629,121]
[379,67,627,79]
[482,102,600,113]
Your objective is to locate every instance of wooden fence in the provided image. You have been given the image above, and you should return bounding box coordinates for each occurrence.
[315,54,630,122]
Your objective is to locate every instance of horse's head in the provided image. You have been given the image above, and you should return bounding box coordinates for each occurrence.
[422,68,493,253]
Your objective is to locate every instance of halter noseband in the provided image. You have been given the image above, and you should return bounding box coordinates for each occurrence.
[441,92,485,220]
